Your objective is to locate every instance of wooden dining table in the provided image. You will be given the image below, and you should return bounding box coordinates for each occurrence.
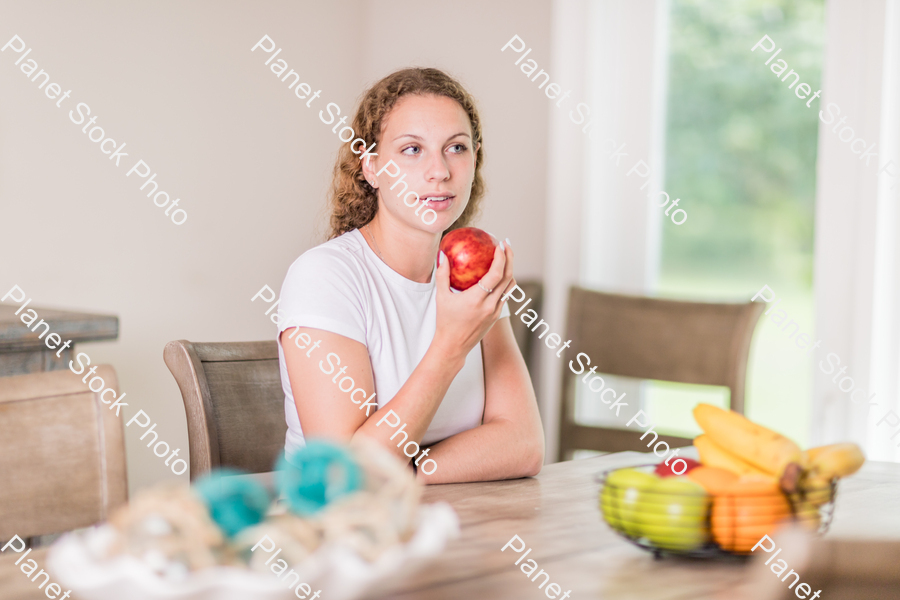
[2,451,899,600]
[363,452,900,600]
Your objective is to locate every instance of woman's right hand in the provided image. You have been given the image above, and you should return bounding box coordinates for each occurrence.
[431,240,517,365]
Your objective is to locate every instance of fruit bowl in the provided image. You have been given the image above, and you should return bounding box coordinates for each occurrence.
[597,465,836,559]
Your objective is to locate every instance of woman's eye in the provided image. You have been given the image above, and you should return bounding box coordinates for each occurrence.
[449,143,467,153]
[401,146,420,155]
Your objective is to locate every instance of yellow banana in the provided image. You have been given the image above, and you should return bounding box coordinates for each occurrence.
[804,444,835,463]
[694,434,771,477]
[798,479,833,507]
[792,498,822,530]
[804,442,860,464]
[806,442,865,479]
[693,403,805,477]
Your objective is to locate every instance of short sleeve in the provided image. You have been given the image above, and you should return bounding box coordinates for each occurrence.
[276,246,368,346]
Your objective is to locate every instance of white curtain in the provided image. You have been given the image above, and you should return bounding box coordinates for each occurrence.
[579,0,670,295]
[542,0,669,459]
[866,0,900,462]
[541,0,590,462]
[813,0,900,462]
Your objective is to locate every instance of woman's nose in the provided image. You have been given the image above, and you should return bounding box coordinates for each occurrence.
[424,152,450,182]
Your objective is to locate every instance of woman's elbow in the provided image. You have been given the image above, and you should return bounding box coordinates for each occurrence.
[522,455,543,478]
[519,437,545,477]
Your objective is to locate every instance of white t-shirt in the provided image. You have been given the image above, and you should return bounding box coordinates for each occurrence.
[275,228,509,456]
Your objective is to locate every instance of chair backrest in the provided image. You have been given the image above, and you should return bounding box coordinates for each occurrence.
[0,366,127,540]
[557,287,764,460]
[509,280,543,381]
[163,340,286,480]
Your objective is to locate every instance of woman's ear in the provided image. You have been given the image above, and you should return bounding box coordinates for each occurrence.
[360,154,378,189]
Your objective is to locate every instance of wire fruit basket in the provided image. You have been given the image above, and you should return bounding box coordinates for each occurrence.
[596,465,836,559]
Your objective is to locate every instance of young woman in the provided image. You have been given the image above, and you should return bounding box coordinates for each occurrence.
[277,68,544,484]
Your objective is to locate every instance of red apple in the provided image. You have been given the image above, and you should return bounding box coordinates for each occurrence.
[439,228,498,291]
[655,458,701,477]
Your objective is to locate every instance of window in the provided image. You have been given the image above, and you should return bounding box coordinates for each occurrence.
[651,0,826,445]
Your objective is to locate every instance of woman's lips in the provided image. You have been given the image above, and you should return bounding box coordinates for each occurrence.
[421,195,455,211]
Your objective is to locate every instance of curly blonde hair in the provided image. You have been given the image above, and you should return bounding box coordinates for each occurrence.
[327,68,485,239]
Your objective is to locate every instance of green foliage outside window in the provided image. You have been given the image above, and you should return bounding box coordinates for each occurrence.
[649,0,825,447]
[661,0,824,286]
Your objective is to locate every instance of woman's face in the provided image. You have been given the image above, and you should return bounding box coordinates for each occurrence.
[364,94,478,235]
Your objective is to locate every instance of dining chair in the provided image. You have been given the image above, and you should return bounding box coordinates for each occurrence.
[509,280,543,381]
[0,365,127,542]
[557,287,765,461]
[163,340,286,480]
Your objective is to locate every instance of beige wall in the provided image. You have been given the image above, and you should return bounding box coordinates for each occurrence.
[0,0,551,493]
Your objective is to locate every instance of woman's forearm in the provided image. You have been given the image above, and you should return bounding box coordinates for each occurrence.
[414,415,544,484]
[409,319,545,484]
[352,345,466,463]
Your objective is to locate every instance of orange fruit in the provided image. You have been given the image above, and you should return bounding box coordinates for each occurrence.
[687,467,738,494]
[710,478,792,554]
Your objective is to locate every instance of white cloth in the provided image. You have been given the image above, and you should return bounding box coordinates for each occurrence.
[276,228,509,456]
